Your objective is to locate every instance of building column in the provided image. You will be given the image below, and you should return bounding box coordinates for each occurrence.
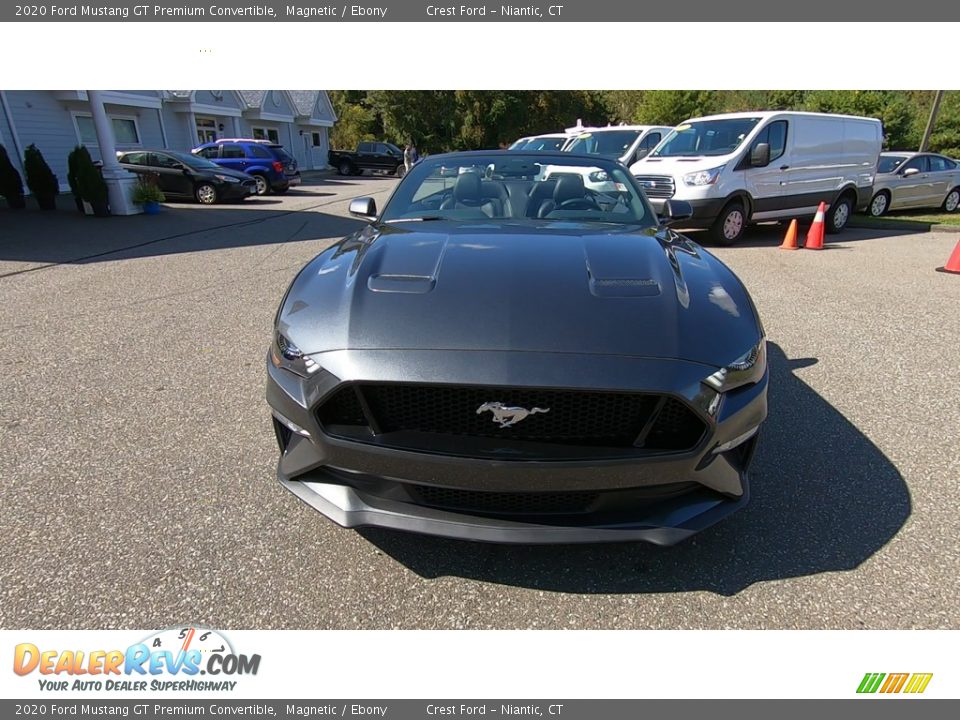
[86,90,139,215]
[232,116,241,137]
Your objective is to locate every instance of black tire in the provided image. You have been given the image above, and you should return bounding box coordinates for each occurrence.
[252,174,270,196]
[711,201,746,246]
[194,183,218,205]
[869,191,890,217]
[338,160,353,176]
[826,194,853,233]
[943,187,960,213]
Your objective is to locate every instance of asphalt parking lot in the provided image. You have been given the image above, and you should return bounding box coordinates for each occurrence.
[1,175,958,630]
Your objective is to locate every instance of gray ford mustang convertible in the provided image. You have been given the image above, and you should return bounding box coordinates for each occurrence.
[266,151,768,545]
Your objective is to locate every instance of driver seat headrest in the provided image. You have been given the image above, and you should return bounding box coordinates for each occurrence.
[554,174,586,204]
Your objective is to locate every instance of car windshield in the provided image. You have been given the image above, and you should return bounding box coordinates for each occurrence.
[508,138,531,149]
[564,130,641,159]
[380,154,654,227]
[653,117,761,157]
[521,136,568,152]
[878,155,908,173]
[174,152,222,170]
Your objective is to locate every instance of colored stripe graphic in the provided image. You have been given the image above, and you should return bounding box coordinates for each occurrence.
[880,673,909,693]
[857,672,932,694]
[903,673,933,694]
[857,673,885,693]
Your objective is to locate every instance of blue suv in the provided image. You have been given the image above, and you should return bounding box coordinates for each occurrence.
[192,139,301,196]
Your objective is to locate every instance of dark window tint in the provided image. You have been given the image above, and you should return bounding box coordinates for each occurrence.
[149,153,183,169]
[752,120,787,162]
[901,157,928,173]
[120,151,148,166]
[248,144,273,159]
[359,142,374,153]
[195,146,219,159]
[640,132,662,150]
[928,155,956,172]
[878,155,907,173]
[272,147,295,163]
[221,145,245,159]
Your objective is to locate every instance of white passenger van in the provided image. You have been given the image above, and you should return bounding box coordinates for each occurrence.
[630,111,883,244]
[548,124,672,192]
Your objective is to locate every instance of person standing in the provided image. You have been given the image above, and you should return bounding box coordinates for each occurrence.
[403,142,415,174]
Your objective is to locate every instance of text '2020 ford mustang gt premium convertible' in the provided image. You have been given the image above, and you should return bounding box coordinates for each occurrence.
[266,152,768,545]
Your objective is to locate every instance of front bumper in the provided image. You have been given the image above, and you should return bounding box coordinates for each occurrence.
[266,349,767,545]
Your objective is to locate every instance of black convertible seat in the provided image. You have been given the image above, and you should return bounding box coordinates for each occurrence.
[441,172,505,217]
[538,174,587,218]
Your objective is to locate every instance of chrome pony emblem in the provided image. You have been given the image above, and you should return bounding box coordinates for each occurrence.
[476,402,550,428]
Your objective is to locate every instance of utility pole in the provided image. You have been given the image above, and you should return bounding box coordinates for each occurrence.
[919,90,945,152]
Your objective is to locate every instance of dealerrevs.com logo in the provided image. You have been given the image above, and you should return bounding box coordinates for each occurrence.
[13,627,260,692]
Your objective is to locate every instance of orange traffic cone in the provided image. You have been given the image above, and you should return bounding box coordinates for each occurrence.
[779,219,799,250]
[936,239,960,275]
[805,202,826,250]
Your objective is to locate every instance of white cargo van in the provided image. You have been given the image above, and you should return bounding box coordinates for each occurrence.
[546,124,672,192]
[630,111,883,244]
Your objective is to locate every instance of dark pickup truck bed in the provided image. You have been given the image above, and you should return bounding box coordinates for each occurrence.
[329,141,405,176]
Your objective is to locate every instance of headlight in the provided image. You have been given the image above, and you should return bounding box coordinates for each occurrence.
[683,165,725,187]
[215,174,239,183]
[704,339,766,392]
[588,170,609,182]
[270,333,321,377]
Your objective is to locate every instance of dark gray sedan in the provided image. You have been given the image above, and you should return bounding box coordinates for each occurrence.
[265,152,768,545]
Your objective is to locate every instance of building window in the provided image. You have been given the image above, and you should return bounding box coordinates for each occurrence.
[196,117,217,144]
[311,132,322,147]
[74,114,141,146]
[252,127,279,144]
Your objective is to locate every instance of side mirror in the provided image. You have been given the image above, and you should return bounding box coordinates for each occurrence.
[751,142,771,167]
[349,197,377,219]
[902,167,920,177]
[658,199,693,225]
[181,166,191,175]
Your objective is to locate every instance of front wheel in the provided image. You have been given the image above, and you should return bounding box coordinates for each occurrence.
[253,175,270,196]
[826,195,853,233]
[195,183,218,205]
[338,160,353,176]
[869,191,890,217]
[943,188,960,213]
[711,202,746,246]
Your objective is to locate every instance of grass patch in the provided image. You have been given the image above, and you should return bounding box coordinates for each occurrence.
[855,210,960,228]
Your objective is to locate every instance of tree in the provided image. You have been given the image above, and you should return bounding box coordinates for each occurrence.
[631,90,720,125]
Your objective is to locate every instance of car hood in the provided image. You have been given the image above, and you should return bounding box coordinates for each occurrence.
[277,221,761,368]
[630,154,735,176]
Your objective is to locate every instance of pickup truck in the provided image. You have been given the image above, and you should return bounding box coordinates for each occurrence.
[329,141,406,177]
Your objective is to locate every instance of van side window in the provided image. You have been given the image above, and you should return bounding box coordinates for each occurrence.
[752,121,787,163]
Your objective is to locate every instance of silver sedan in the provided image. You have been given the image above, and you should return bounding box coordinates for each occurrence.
[869,151,960,216]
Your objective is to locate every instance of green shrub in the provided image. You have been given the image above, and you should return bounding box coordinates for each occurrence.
[132,177,165,204]
[24,144,59,199]
[0,144,24,200]
[73,146,108,205]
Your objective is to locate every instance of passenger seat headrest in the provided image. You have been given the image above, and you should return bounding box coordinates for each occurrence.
[454,172,483,202]
[554,174,586,204]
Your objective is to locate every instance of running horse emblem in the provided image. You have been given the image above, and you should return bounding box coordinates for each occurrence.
[476,401,550,428]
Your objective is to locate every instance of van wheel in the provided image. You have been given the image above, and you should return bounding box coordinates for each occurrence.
[711,202,746,246]
[869,191,890,217]
[827,194,853,233]
[943,188,960,213]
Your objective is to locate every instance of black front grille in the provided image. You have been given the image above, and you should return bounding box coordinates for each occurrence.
[411,486,600,516]
[316,383,707,457]
[634,174,676,199]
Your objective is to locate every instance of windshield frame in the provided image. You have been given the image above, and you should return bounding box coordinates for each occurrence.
[379,152,658,229]
[652,117,763,158]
